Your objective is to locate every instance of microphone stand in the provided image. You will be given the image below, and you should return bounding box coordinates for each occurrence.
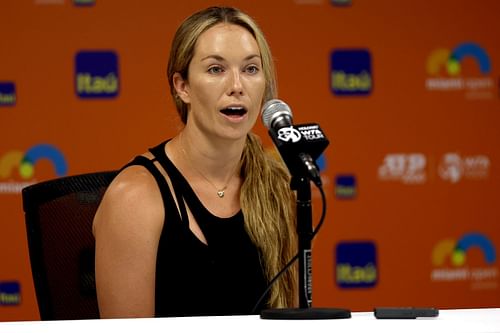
[260,174,351,320]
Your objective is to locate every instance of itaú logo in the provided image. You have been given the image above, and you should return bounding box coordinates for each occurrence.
[0,144,68,193]
[0,82,16,106]
[75,51,119,98]
[277,126,302,143]
[430,233,498,289]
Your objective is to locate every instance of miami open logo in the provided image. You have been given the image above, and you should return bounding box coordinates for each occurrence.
[431,233,498,290]
[425,42,495,99]
[0,144,68,193]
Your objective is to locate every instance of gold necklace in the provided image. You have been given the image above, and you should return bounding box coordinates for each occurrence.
[179,134,237,199]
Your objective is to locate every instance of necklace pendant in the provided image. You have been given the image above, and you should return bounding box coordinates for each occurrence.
[217,190,225,198]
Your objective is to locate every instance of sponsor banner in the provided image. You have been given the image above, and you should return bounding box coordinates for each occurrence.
[425,42,496,99]
[0,282,21,306]
[431,233,498,290]
[336,241,377,288]
[0,144,68,194]
[330,49,372,96]
[75,51,119,99]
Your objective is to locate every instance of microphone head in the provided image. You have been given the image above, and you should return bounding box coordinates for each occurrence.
[261,99,293,129]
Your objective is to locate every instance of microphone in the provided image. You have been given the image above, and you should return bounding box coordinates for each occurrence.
[261,99,329,186]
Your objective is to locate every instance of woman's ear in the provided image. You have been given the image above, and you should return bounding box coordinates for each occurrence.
[173,72,190,104]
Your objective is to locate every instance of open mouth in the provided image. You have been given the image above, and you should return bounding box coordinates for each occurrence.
[220,106,247,117]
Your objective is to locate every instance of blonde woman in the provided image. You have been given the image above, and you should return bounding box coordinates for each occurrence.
[93,6,297,318]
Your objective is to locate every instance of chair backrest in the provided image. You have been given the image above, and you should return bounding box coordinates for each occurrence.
[22,171,118,320]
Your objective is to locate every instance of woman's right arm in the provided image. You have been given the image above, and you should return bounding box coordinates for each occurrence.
[92,166,164,318]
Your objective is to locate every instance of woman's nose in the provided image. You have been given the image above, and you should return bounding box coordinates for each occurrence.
[227,69,244,96]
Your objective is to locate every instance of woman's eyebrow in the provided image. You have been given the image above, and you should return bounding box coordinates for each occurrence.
[200,54,261,62]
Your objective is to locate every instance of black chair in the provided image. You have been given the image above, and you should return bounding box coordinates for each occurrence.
[22,171,118,320]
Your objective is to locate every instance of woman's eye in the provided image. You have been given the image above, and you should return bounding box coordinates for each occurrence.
[246,65,259,74]
[208,66,223,74]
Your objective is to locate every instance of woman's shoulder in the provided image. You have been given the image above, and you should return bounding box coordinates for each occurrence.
[93,159,164,235]
[111,163,158,198]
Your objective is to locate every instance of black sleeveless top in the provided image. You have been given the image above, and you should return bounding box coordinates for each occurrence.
[122,141,268,317]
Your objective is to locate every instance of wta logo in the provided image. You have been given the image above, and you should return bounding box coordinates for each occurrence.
[431,233,498,289]
[425,42,495,99]
[0,144,68,193]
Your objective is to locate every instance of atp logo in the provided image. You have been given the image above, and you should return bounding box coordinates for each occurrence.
[0,82,16,106]
[425,42,495,99]
[431,233,498,289]
[75,51,119,98]
[330,49,372,96]
[378,153,427,184]
[0,144,68,193]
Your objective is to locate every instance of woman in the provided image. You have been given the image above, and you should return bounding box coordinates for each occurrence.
[93,6,297,318]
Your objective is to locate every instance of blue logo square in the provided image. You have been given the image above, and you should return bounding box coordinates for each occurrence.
[335,174,357,199]
[74,0,95,5]
[331,49,372,96]
[0,82,16,106]
[331,0,352,5]
[75,51,119,98]
[335,241,377,288]
[0,281,21,305]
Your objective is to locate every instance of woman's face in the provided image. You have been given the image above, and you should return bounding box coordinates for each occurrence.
[175,23,266,141]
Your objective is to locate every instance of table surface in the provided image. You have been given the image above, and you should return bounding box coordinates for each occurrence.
[0,308,499,333]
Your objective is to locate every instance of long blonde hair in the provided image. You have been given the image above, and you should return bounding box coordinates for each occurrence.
[167,6,297,308]
[240,133,297,308]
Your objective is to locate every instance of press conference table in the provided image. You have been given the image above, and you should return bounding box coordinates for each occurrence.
[1,308,499,333]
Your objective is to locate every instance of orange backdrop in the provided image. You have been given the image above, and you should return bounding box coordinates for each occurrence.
[1,0,499,321]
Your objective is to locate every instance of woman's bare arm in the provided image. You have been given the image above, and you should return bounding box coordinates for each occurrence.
[93,166,164,318]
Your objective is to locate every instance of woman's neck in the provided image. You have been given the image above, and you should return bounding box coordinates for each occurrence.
[173,129,245,185]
